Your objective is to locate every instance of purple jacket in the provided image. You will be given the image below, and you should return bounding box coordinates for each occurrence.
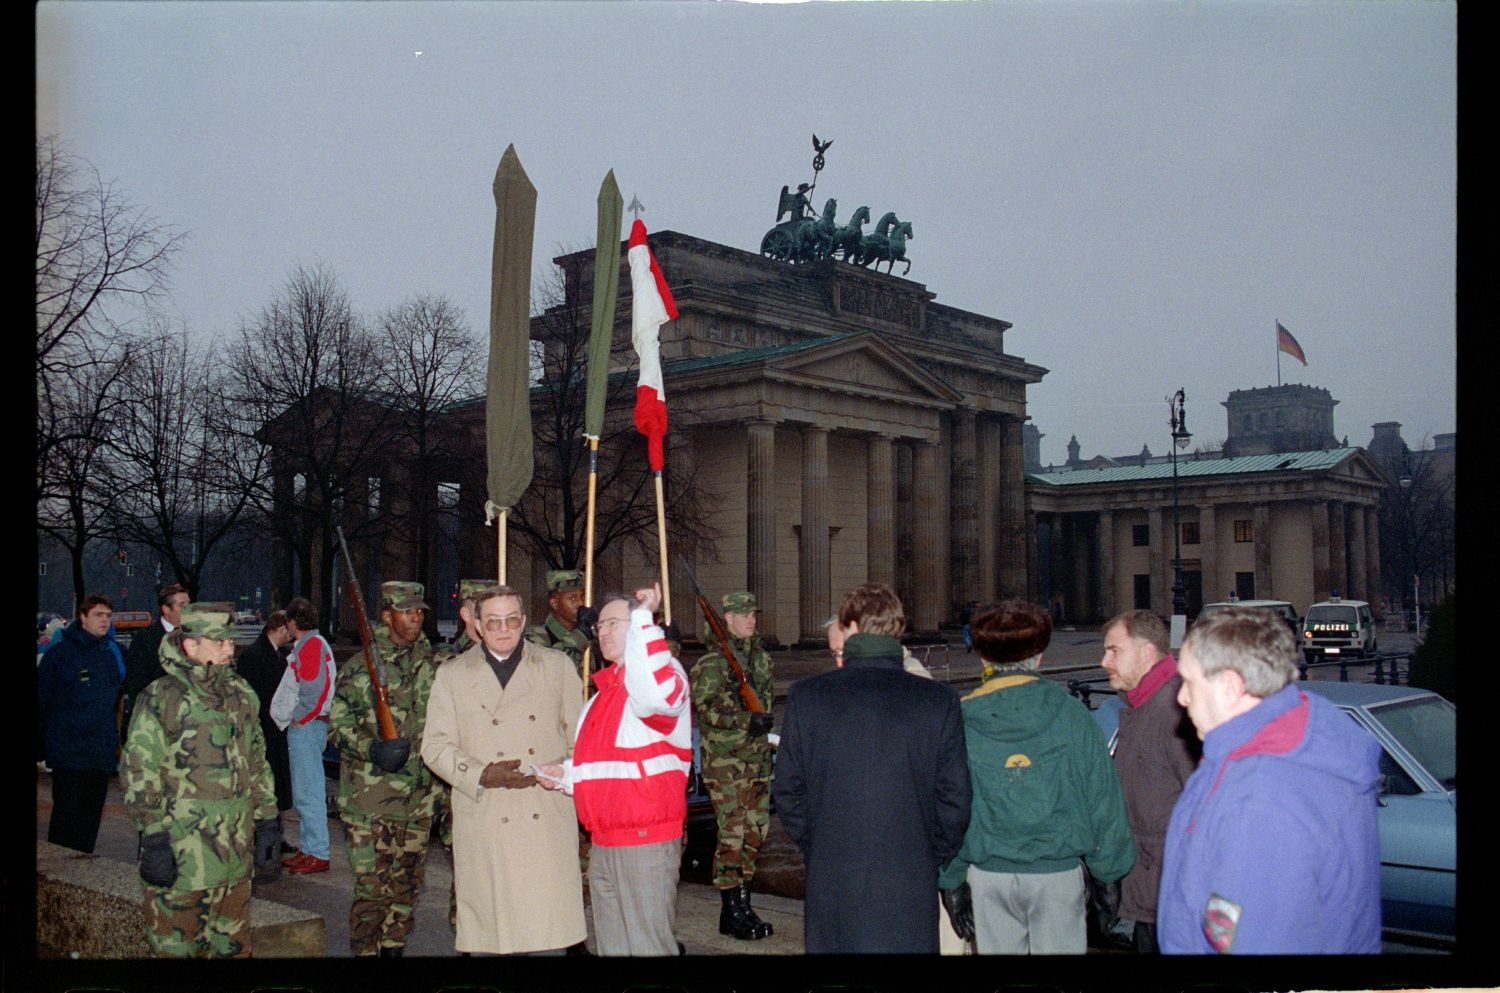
[1158,683,1381,954]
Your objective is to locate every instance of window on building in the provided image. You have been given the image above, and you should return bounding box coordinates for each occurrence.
[1181,522,1200,545]
[1134,574,1151,610]
[1234,519,1253,543]
[1132,524,1149,547]
[1236,572,1255,600]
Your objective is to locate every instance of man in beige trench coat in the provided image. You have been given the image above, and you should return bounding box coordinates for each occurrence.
[422,585,586,954]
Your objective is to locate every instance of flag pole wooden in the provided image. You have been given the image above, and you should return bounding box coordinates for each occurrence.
[497,509,507,586]
[654,470,672,627]
[581,438,600,698]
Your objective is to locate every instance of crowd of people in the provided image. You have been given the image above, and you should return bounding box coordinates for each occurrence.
[36,574,1383,957]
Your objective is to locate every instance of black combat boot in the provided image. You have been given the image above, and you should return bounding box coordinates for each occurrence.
[718,886,768,940]
[739,881,773,937]
[377,946,403,957]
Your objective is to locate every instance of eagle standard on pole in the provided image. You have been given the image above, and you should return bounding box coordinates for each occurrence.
[579,170,624,695]
[484,145,537,584]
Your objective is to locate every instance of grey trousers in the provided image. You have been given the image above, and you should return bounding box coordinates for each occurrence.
[968,863,1086,955]
[588,837,682,956]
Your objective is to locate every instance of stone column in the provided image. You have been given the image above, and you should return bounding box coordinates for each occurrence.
[1025,508,1040,604]
[1254,505,1274,599]
[1364,505,1381,614]
[1150,506,1169,616]
[799,425,831,642]
[746,420,779,642]
[1310,501,1330,602]
[977,416,1002,599]
[1198,504,1218,604]
[895,442,915,611]
[1097,510,1115,621]
[1071,515,1093,621]
[867,434,896,587]
[1328,499,1347,597]
[996,415,1028,598]
[457,476,493,582]
[1347,502,1367,603]
[1047,513,1064,615]
[950,408,979,612]
[912,440,944,635]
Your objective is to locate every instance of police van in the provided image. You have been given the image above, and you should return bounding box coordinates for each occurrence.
[1302,596,1378,663]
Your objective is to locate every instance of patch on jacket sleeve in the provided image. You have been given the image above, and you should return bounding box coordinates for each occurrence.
[1202,893,1242,953]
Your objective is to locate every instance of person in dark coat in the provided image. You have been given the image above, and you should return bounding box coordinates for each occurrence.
[37,593,125,853]
[235,610,296,817]
[773,583,971,954]
[121,583,189,742]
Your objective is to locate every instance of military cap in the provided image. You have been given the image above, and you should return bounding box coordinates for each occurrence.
[178,602,236,641]
[722,591,758,614]
[380,581,430,611]
[459,578,498,602]
[546,569,584,594]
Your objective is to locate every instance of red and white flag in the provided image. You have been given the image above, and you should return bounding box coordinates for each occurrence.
[628,218,678,472]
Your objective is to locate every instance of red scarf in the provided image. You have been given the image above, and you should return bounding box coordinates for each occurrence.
[1125,653,1178,709]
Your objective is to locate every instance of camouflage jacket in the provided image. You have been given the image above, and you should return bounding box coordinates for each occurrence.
[524,614,590,672]
[329,624,439,822]
[690,634,774,762]
[122,640,275,891]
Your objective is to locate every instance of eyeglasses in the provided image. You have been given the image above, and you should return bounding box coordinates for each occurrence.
[481,614,525,632]
[596,618,630,632]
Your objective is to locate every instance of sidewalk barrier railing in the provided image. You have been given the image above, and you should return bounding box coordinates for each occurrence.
[1296,652,1410,685]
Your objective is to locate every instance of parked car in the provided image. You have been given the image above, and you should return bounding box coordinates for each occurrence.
[1200,598,1302,649]
[1302,681,1455,946]
[1303,597,1378,663]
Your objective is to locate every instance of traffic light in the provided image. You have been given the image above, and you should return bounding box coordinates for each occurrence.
[117,547,127,565]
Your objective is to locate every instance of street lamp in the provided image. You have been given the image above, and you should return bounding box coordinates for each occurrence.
[1168,389,1192,624]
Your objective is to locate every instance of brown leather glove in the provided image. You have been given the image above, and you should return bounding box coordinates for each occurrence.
[479,758,538,789]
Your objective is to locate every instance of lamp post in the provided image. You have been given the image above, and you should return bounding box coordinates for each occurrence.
[1398,451,1418,632]
[1168,389,1192,623]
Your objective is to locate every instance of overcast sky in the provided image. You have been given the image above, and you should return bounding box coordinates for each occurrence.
[37,0,1455,464]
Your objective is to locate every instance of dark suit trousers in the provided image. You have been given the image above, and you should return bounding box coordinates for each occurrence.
[48,768,111,853]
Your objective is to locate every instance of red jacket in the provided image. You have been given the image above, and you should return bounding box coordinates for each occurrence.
[568,608,692,847]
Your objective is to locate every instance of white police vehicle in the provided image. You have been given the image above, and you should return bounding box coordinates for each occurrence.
[1302,596,1377,663]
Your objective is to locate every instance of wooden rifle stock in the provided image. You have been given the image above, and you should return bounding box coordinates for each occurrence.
[695,594,766,714]
[335,526,401,742]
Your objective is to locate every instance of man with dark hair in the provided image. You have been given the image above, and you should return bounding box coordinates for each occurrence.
[940,599,1134,954]
[275,597,337,874]
[775,584,971,953]
[833,582,932,678]
[1158,607,1380,954]
[421,585,586,955]
[121,583,190,741]
[38,593,123,853]
[235,610,295,824]
[1099,609,1200,953]
[524,569,590,676]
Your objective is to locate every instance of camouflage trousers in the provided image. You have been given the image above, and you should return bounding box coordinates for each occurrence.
[343,813,432,955]
[143,877,253,958]
[704,772,771,889]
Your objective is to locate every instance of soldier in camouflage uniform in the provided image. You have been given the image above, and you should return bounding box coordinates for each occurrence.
[122,603,280,958]
[329,581,440,957]
[690,591,776,941]
[524,569,591,676]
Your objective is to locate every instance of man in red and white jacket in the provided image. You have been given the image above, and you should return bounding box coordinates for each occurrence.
[275,597,337,874]
[538,583,691,956]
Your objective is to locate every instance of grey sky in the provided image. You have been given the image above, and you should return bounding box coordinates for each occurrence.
[37,1,1455,463]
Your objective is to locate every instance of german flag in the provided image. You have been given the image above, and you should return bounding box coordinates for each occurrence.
[1276,321,1307,366]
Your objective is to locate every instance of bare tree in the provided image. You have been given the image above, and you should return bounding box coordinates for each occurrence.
[37,339,135,607]
[1378,438,1456,614]
[225,264,387,618]
[106,326,263,599]
[373,294,484,610]
[510,258,719,573]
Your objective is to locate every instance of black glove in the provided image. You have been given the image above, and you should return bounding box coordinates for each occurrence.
[747,711,774,737]
[369,737,411,773]
[139,831,177,888]
[1085,871,1121,937]
[575,605,599,644]
[253,818,281,869]
[661,621,682,646]
[940,883,975,942]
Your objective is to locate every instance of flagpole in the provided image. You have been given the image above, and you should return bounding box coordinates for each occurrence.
[654,471,672,627]
[581,438,600,698]
[498,509,507,585]
[1276,319,1281,386]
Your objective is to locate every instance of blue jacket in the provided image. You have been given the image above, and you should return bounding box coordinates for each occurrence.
[37,621,124,772]
[1157,683,1381,954]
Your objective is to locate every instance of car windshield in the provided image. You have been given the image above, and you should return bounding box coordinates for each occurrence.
[1369,695,1456,790]
[1306,605,1358,626]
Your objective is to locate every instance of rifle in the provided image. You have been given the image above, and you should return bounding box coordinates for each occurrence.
[335,526,402,743]
[678,557,765,714]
